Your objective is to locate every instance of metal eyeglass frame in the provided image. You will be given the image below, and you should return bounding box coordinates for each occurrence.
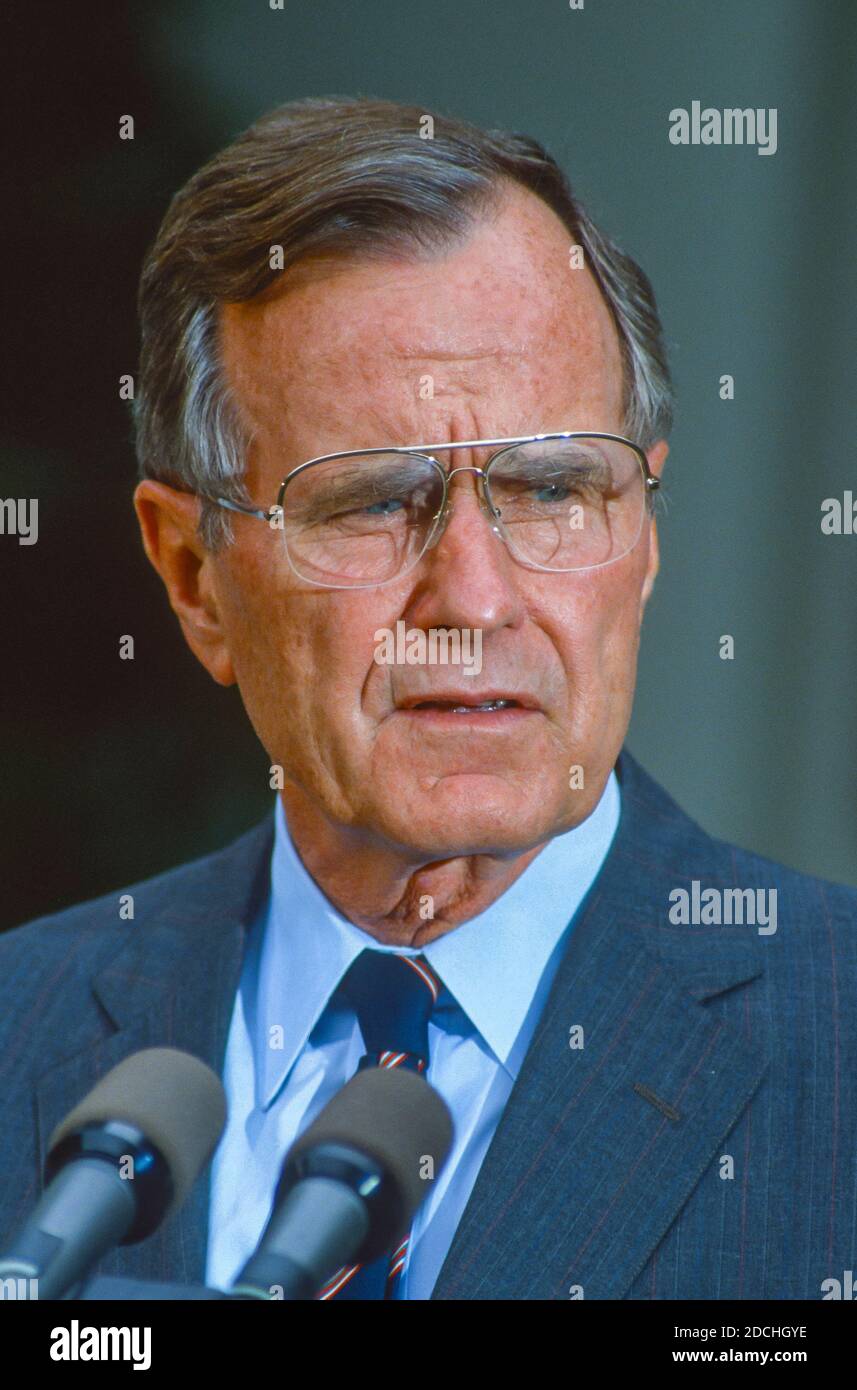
[202,431,661,590]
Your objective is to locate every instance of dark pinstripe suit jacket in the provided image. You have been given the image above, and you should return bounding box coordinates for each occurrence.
[1,748,855,1299]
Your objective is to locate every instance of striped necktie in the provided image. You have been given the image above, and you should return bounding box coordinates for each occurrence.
[317,949,441,1300]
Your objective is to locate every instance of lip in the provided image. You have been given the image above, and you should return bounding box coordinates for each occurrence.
[395,704,538,729]
[396,690,542,712]
[393,691,543,729]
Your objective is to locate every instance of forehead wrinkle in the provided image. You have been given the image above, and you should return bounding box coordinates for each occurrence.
[391,345,526,361]
[276,391,426,459]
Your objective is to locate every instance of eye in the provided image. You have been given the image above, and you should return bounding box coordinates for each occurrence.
[364,497,406,516]
[532,482,570,503]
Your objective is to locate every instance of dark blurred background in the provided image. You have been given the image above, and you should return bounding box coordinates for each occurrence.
[2,0,855,933]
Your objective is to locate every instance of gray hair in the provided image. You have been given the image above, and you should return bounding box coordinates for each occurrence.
[133,96,674,549]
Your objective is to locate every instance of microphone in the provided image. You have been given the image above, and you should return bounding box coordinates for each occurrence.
[0,1047,227,1300]
[231,1067,453,1300]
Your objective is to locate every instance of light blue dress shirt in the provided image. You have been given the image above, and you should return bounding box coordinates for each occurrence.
[206,771,621,1298]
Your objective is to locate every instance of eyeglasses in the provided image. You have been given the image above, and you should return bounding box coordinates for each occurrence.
[200,432,660,590]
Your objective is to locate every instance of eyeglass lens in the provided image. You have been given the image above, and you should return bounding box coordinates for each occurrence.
[278,437,647,586]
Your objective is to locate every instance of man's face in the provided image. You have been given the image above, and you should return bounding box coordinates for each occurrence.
[175,184,665,862]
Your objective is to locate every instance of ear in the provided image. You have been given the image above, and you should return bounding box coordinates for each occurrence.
[639,439,669,617]
[133,480,237,686]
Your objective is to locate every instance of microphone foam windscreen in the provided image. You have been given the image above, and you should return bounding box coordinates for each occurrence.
[47,1047,227,1215]
[287,1067,453,1221]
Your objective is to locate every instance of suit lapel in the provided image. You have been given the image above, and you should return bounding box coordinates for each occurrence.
[432,751,769,1299]
[33,815,274,1288]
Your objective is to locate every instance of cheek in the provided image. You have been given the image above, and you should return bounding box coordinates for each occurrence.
[231,581,402,736]
[540,562,645,690]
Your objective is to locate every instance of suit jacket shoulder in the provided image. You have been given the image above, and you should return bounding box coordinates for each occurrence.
[0,815,274,1081]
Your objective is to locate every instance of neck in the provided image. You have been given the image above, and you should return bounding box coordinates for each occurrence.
[279,792,547,948]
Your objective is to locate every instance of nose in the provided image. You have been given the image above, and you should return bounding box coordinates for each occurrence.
[409,461,525,634]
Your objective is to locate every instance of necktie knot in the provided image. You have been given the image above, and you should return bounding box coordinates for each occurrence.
[338,949,440,1075]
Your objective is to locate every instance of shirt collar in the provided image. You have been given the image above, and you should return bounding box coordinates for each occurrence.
[252,772,621,1109]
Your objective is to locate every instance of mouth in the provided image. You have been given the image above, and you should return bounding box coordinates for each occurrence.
[395,692,541,723]
[410,697,522,714]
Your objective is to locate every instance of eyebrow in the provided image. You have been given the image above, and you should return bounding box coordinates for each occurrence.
[285,459,436,519]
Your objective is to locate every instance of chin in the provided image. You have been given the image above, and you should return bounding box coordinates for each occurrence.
[375,775,562,858]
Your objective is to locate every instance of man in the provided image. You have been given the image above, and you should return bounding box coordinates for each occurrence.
[1,97,855,1300]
